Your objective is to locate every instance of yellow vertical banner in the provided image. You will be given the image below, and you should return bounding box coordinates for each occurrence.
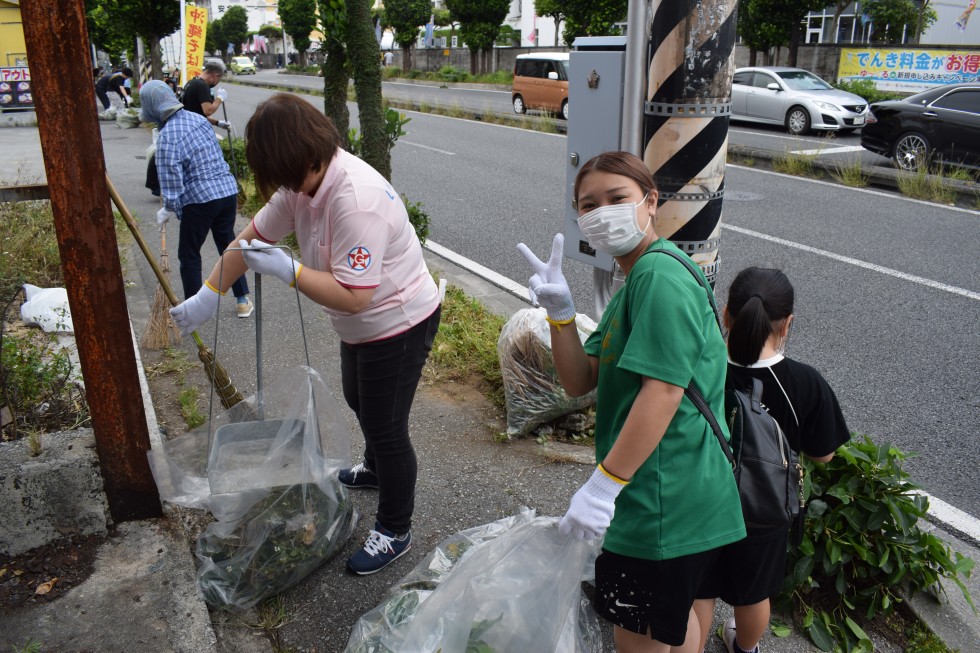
[185,5,209,81]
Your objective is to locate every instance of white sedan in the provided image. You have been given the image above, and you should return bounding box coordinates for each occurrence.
[731,66,869,135]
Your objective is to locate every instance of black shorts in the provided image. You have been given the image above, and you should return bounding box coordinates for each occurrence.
[696,525,788,605]
[594,547,722,646]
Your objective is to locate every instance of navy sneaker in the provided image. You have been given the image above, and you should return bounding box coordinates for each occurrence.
[346,523,412,575]
[338,462,379,489]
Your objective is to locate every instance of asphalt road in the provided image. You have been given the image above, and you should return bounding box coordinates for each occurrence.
[216,80,980,521]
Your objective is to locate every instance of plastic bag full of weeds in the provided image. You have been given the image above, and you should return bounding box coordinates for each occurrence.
[115,106,140,128]
[498,307,597,438]
[146,366,357,610]
[344,509,603,653]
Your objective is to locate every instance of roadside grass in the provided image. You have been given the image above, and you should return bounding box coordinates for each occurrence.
[425,280,506,409]
[772,149,820,177]
[239,595,294,652]
[178,387,206,430]
[727,151,756,167]
[831,158,870,187]
[897,168,955,204]
[145,347,196,385]
[0,200,64,300]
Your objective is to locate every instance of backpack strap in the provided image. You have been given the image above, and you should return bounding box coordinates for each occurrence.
[767,366,799,428]
[641,247,733,466]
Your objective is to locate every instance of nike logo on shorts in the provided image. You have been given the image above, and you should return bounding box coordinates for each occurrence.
[614,598,638,608]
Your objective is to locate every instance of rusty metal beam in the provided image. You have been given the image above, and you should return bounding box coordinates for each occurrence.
[0,184,50,203]
[20,1,161,521]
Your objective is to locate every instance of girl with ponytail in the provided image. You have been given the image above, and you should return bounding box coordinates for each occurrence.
[694,267,851,653]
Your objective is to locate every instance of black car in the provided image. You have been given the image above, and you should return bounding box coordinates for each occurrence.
[860,82,980,172]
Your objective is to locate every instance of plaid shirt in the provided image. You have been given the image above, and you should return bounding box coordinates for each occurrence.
[156,109,237,217]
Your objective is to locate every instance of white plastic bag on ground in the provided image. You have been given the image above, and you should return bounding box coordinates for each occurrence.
[498,307,597,437]
[115,107,140,128]
[344,509,603,653]
[20,284,73,333]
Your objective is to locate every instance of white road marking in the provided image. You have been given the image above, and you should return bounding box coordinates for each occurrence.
[729,127,838,146]
[424,239,531,301]
[723,224,980,301]
[791,145,867,155]
[727,163,980,217]
[400,141,455,155]
[423,236,980,541]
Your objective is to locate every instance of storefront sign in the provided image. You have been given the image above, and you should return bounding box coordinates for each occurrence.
[0,67,33,109]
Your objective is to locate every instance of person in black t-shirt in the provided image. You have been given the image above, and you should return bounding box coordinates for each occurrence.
[181,59,229,129]
[694,267,850,653]
[95,67,133,110]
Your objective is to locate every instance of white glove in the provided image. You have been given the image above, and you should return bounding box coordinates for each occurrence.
[157,207,176,225]
[216,120,231,130]
[516,233,575,322]
[169,284,221,337]
[239,239,301,286]
[559,466,628,541]
[214,87,228,102]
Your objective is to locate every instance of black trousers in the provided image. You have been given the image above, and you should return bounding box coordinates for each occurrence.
[340,305,441,534]
[177,194,248,300]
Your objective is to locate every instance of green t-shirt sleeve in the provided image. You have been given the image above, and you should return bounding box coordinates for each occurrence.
[618,267,706,388]
[583,322,602,356]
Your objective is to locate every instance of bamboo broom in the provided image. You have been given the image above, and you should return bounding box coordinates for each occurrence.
[140,221,181,349]
[107,175,246,411]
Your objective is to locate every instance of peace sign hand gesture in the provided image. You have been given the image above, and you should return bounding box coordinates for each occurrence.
[516,233,576,323]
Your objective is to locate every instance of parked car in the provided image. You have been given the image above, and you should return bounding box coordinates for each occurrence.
[860,83,980,172]
[731,66,869,135]
[229,56,256,75]
[512,53,569,120]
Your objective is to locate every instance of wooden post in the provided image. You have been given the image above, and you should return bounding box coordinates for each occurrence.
[20,1,162,521]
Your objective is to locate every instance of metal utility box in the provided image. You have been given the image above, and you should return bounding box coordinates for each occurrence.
[563,36,627,273]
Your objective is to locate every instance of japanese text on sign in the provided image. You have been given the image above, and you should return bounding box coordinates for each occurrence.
[185,5,210,80]
[839,48,980,93]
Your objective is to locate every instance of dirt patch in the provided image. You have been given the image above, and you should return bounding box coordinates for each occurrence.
[0,532,107,613]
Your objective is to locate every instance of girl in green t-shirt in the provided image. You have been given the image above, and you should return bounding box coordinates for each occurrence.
[518,151,745,653]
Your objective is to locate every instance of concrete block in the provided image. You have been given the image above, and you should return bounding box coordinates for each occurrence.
[0,428,110,556]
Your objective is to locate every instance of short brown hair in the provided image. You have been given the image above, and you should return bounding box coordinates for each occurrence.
[573,151,657,207]
[245,94,341,200]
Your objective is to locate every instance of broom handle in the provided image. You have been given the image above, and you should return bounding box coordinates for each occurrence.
[106,175,181,308]
[160,223,167,253]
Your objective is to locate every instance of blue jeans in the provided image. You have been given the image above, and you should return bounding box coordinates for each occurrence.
[340,305,441,534]
[177,194,248,300]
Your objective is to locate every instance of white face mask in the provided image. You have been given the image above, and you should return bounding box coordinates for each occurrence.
[577,193,651,257]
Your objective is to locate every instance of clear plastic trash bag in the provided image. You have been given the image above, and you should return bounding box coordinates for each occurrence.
[115,106,140,128]
[345,509,603,653]
[498,307,597,438]
[147,366,357,610]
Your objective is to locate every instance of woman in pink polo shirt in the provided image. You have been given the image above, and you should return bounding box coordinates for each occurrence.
[170,93,441,576]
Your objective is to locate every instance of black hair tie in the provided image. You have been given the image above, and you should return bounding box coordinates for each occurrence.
[750,293,764,302]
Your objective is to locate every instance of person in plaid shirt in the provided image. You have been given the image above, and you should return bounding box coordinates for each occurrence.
[140,80,253,318]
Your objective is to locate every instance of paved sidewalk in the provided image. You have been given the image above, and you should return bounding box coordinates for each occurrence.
[1,110,977,653]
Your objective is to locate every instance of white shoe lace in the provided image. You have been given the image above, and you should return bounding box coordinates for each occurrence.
[362,529,395,557]
[350,462,371,479]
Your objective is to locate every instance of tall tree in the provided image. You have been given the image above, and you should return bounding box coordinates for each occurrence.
[205,18,226,56]
[99,0,180,79]
[535,0,566,46]
[222,5,250,55]
[445,0,509,75]
[347,0,389,179]
[384,0,430,71]
[317,0,350,138]
[865,0,936,43]
[280,0,318,66]
[85,0,130,65]
[561,0,625,46]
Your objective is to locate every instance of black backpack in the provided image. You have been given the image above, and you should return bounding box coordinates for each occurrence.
[644,248,805,533]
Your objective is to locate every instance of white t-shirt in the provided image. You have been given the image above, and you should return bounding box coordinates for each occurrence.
[253,149,439,344]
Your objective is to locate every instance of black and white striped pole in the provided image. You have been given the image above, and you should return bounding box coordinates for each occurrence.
[643,0,738,285]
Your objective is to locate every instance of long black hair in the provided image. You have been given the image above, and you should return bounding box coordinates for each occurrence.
[726,267,794,366]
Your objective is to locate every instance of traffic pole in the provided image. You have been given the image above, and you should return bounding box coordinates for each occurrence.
[20,1,162,521]
[643,0,738,284]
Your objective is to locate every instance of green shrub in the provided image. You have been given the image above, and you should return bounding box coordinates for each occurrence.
[438,65,469,83]
[402,195,430,245]
[0,201,62,300]
[779,436,975,652]
[219,135,251,182]
[405,69,422,79]
[345,107,410,158]
[834,79,906,105]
